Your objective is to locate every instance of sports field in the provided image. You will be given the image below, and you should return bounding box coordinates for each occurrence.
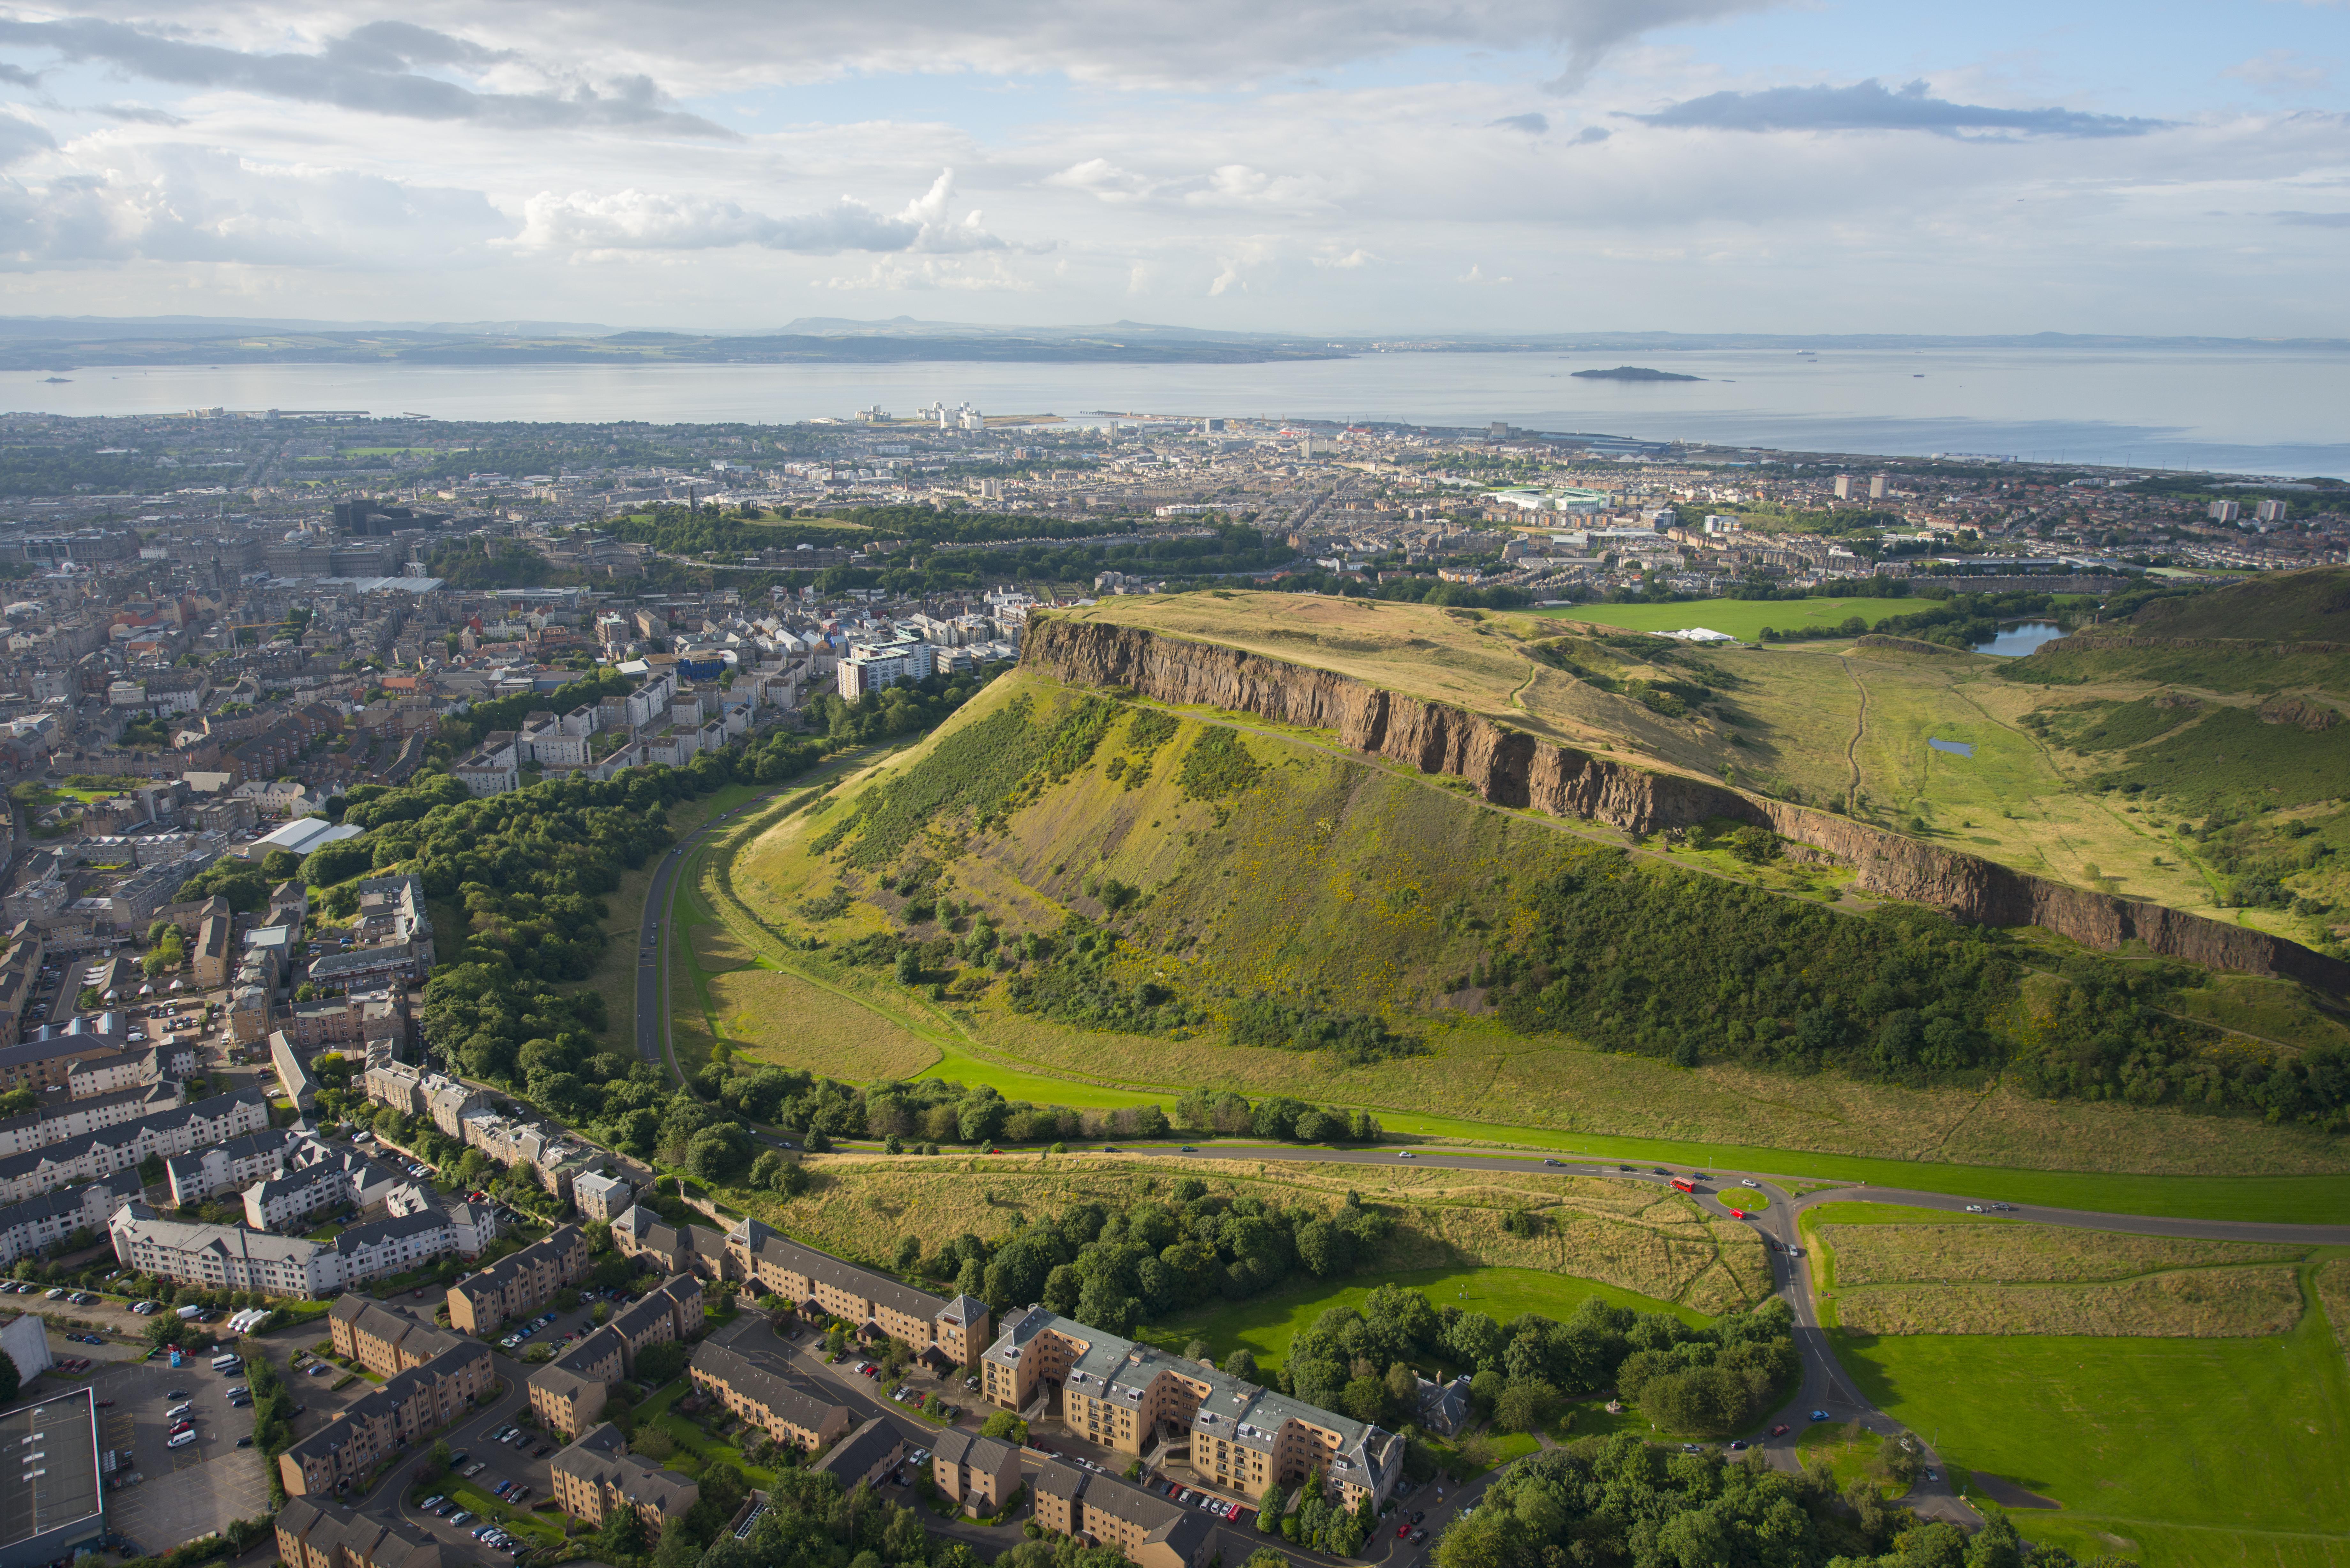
[1535,598,1928,642]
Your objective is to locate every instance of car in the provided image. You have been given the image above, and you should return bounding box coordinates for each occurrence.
[465,1463,488,1478]
[1964,1203,1984,1213]
[1769,1425,1789,1437]
[167,1390,187,1399]
[1414,1530,1429,1544]
[1398,1523,1412,1539]
[448,1511,473,1527]
[167,1431,198,1449]
[1179,1145,1197,1152]
[473,1526,497,1540]
[495,1481,515,1497]
[1727,1440,1747,1451]
[533,1445,551,1458]
[42,1287,62,1299]
[1397,1150,1415,1159]
[1925,1470,1940,1482]
[235,1436,253,1447]
[168,1422,194,1436]
[449,1452,469,1467]
[421,1497,446,1511]
[1809,1411,1831,1422]
[167,1403,193,1420]
[307,1364,329,1376]
[1740,1178,1759,1189]
[1618,1164,1635,1172]
[1653,1167,1670,1176]
[1543,1158,1561,1166]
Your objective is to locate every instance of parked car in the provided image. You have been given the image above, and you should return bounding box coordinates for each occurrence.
[421,1496,446,1511]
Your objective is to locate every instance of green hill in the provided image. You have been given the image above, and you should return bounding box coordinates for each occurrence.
[2122,565,2350,643]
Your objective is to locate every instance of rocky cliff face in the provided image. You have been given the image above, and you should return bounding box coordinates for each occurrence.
[1025,617,2350,994]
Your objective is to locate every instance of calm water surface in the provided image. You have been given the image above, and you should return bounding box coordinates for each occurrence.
[11,344,2347,475]
[1971,622,2068,657]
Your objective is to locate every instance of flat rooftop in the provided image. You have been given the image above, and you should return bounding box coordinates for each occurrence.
[0,1388,101,1550]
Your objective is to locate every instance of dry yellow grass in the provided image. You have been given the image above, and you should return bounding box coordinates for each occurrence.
[719,1152,1767,1314]
[707,966,940,1081]
[1834,1267,2306,1338]
[2319,1259,2350,1360]
[1824,1224,2309,1285]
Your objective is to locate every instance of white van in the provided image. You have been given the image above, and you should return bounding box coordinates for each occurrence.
[167,1430,198,1449]
[166,1403,193,1420]
[211,1353,243,1372]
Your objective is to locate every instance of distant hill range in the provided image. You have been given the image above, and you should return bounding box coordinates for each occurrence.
[3,315,2345,371]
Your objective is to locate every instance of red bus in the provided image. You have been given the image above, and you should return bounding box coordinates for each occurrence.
[1670,1177,1696,1194]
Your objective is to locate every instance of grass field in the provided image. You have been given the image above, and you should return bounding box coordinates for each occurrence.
[1832,1267,2308,1338]
[1134,1264,1708,1376]
[1835,1290,2350,1566]
[1825,1222,2309,1285]
[1534,598,1928,642]
[1796,1421,1908,1499]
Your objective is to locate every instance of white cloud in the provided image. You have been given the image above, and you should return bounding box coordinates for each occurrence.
[2224,49,2335,94]
[509,168,1024,255]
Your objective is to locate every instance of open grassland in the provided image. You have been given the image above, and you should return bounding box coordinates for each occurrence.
[1825,1222,2309,1285]
[2321,1259,2350,1357]
[1833,1267,2308,1338]
[1534,598,1925,642]
[722,1152,1767,1315]
[1795,1422,1909,1500]
[1136,1264,1709,1376]
[707,964,940,1080]
[1833,1286,2350,1568]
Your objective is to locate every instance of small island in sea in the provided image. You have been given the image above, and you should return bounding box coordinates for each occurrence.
[1571,365,1703,381]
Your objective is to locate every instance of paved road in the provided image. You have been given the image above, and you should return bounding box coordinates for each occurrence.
[635,746,886,1084]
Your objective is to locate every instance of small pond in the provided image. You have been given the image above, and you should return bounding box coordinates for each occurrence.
[1927,737,1975,758]
[1971,621,2066,658]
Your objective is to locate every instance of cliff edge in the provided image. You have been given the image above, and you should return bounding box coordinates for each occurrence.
[1024,615,2350,995]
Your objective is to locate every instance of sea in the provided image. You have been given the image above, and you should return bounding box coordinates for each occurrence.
[12,342,2349,477]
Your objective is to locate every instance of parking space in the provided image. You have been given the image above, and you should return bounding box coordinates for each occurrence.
[85,1348,269,1554]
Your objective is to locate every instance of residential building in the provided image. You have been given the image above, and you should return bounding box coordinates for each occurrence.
[1033,1466,1218,1568]
[271,1029,318,1110]
[572,1168,634,1223]
[0,1088,269,1206]
[548,1422,700,1532]
[609,1203,709,1276]
[686,1339,852,1454]
[610,1274,702,1368]
[360,1061,481,1138]
[444,1224,587,1334]
[0,1080,183,1159]
[165,1128,293,1205]
[810,1416,906,1490]
[274,1496,446,1568]
[278,1337,495,1496]
[109,1203,457,1298]
[0,1169,142,1266]
[982,1306,1402,1511]
[328,1296,472,1378]
[528,1323,625,1439]
[721,1215,987,1367]
[932,1429,1022,1514]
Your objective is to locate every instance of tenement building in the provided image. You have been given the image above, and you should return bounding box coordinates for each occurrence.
[1032,1462,1218,1568]
[687,1339,852,1454]
[274,1496,445,1568]
[982,1306,1403,1511]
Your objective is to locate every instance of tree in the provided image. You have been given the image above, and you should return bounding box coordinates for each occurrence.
[1495,1379,1560,1434]
[1256,1486,1285,1534]
[261,848,304,883]
[1183,1338,1212,1362]
[1224,1347,1259,1383]
[979,1411,1029,1445]
[597,1504,647,1561]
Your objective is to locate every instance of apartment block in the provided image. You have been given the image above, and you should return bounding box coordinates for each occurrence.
[811,1417,907,1491]
[610,1274,702,1368]
[933,1429,1022,1513]
[109,1204,456,1298]
[721,1215,988,1367]
[686,1338,852,1454]
[983,1307,1402,1512]
[279,1338,495,1496]
[548,1422,700,1532]
[528,1323,625,1439]
[1032,1465,1217,1568]
[0,1169,142,1266]
[0,1088,269,1206]
[274,1496,445,1568]
[0,1080,183,1159]
[445,1223,588,1334]
[328,1296,472,1378]
[360,1061,481,1139]
[572,1168,634,1223]
[165,1128,293,1206]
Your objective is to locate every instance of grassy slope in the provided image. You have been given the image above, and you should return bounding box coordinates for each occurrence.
[1534,598,1926,642]
[690,668,2350,1219]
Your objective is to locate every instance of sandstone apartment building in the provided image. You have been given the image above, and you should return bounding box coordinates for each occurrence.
[933,1429,1022,1514]
[527,1274,701,1437]
[280,1335,495,1496]
[718,1214,989,1368]
[549,1422,701,1533]
[445,1224,588,1334]
[687,1336,853,1455]
[1032,1460,1218,1568]
[274,1496,445,1568]
[983,1306,1404,1513]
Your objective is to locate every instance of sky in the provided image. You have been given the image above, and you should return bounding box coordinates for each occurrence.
[0,0,2342,336]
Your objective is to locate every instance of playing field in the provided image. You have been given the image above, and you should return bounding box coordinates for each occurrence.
[1535,598,1928,642]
